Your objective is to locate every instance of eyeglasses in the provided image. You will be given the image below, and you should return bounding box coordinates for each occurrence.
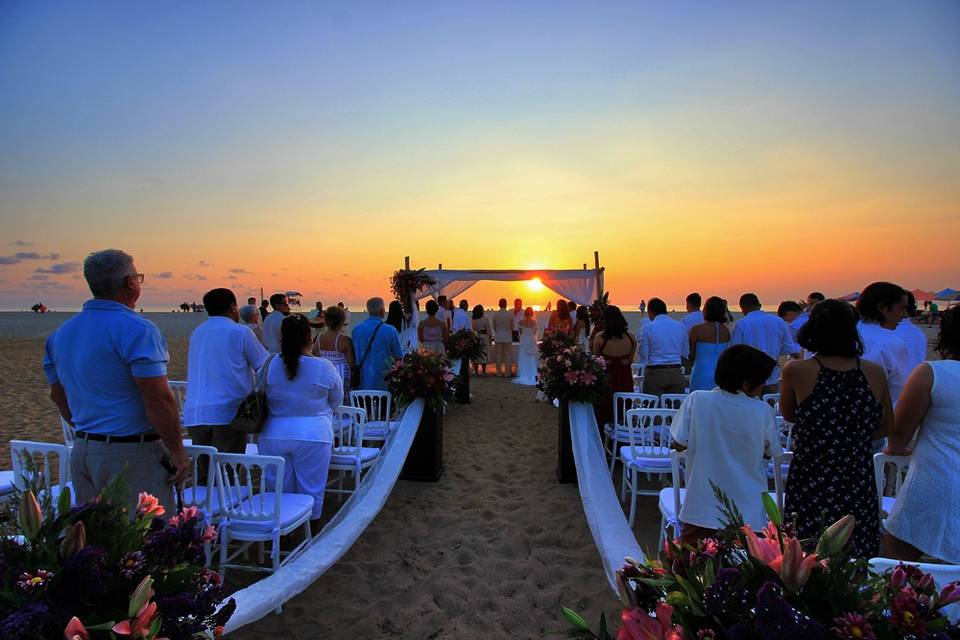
[132,273,145,284]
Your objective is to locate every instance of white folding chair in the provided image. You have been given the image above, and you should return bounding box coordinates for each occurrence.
[631,364,643,393]
[328,406,380,501]
[0,470,14,500]
[602,392,659,472]
[60,417,76,447]
[215,452,313,592]
[761,393,781,415]
[168,380,188,418]
[620,408,677,526]
[178,444,220,566]
[10,440,73,508]
[350,390,394,444]
[869,558,960,622]
[657,450,686,550]
[873,453,910,527]
[659,394,689,410]
[771,452,793,515]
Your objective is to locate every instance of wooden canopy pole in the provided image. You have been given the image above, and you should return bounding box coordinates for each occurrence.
[594,251,603,299]
[404,256,410,270]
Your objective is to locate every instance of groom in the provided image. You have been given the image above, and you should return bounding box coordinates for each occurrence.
[492,298,515,378]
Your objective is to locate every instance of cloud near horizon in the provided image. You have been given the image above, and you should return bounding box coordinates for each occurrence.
[229,268,250,274]
[153,272,174,279]
[35,262,81,274]
[12,240,33,247]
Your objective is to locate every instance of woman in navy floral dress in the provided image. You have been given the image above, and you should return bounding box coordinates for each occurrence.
[780,299,893,558]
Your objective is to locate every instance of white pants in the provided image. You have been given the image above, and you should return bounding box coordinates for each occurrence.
[258,438,332,520]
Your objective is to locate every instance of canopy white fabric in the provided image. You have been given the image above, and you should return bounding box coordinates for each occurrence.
[416,269,603,307]
[569,401,645,592]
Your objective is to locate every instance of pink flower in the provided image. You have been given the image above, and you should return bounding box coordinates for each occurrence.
[891,565,907,589]
[831,613,876,640]
[891,586,924,635]
[742,525,818,591]
[201,525,217,542]
[939,582,960,607]
[136,492,165,518]
[700,538,719,558]
[112,601,162,638]
[169,505,200,527]
[564,371,580,384]
[64,617,89,640]
[17,569,54,592]
[580,371,597,385]
[617,603,684,640]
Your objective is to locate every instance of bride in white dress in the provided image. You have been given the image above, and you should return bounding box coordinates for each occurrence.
[512,307,540,386]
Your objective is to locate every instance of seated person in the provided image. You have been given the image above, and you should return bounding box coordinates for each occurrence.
[670,344,782,546]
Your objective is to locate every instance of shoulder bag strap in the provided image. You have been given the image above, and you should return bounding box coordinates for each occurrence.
[358,322,383,370]
[257,354,277,392]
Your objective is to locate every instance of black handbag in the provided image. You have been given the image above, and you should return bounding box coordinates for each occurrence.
[230,354,276,434]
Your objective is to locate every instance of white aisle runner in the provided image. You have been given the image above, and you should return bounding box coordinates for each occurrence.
[568,401,645,592]
[222,399,425,633]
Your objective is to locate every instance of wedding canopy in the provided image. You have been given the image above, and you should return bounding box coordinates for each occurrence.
[415,268,604,307]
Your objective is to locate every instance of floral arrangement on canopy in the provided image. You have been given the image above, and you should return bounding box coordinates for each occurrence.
[589,292,610,331]
[0,483,234,640]
[539,328,578,361]
[538,345,609,404]
[389,268,437,313]
[385,350,455,410]
[444,329,486,361]
[563,491,960,640]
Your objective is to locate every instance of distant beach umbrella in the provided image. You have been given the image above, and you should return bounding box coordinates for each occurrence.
[911,289,936,302]
[935,288,959,300]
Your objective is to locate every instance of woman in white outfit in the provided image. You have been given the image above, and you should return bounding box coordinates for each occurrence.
[883,307,960,563]
[259,314,343,523]
[513,307,539,386]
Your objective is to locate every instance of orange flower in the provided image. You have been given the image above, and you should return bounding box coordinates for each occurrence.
[136,492,165,518]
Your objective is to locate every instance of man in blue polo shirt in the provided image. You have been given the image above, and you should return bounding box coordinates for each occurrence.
[352,297,404,390]
[43,249,190,510]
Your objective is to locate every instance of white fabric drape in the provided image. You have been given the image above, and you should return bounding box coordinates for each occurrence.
[221,400,425,634]
[569,401,645,593]
[415,269,602,307]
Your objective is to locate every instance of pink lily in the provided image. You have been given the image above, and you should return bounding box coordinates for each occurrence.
[742,525,780,564]
[168,505,200,527]
[618,602,684,640]
[64,617,89,640]
[742,525,818,591]
[939,582,960,607]
[136,492,165,518]
[112,601,161,638]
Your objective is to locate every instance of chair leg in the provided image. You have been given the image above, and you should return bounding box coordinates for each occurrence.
[620,464,628,503]
[627,471,637,527]
[658,514,666,551]
[219,527,229,580]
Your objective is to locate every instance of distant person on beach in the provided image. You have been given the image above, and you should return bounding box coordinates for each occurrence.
[452,299,473,333]
[43,249,189,510]
[492,298,515,378]
[680,293,703,335]
[856,282,911,403]
[314,305,354,398]
[593,305,636,428]
[260,313,342,524]
[790,292,825,335]
[730,293,799,393]
[182,288,269,478]
[308,300,325,332]
[247,297,256,306]
[636,297,688,396]
[259,299,270,320]
[352,297,403,391]
[418,299,448,355]
[262,293,291,353]
[639,299,646,314]
[688,296,732,392]
[238,302,264,343]
[471,305,491,376]
[896,290,928,374]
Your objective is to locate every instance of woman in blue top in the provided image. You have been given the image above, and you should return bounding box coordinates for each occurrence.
[688,296,731,391]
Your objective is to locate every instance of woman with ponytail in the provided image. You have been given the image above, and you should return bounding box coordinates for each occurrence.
[258,313,343,524]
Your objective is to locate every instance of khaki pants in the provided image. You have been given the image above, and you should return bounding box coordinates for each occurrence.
[71,437,174,514]
[494,342,513,376]
[188,425,248,483]
[642,367,687,396]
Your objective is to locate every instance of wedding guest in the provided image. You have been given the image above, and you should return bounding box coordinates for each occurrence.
[418,300,448,355]
[436,295,450,330]
[452,299,473,332]
[568,302,579,325]
[182,288,269,478]
[680,293,704,335]
[308,300,325,331]
[593,306,636,428]
[782,299,893,558]
[352,297,404,391]
[730,293,799,393]
[261,293,291,353]
[471,304,491,376]
[777,300,803,325]
[238,303,264,343]
[883,307,960,563]
[259,299,270,320]
[512,298,524,343]
[492,298,515,378]
[260,314,342,525]
[895,290,928,374]
[574,306,591,350]
[43,249,189,509]
[385,300,405,335]
[688,296,731,392]
[639,300,646,314]
[671,345,782,544]
[856,282,911,403]
[549,300,572,333]
[247,297,257,306]
[636,298,688,396]
[790,292,825,335]
[314,305,354,397]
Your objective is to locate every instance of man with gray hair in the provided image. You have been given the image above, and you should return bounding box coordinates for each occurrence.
[238,302,264,343]
[43,249,190,511]
[352,296,403,390]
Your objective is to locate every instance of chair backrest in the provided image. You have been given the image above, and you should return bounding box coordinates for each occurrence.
[630,364,642,377]
[334,405,367,449]
[214,452,284,524]
[10,440,70,493]
[612,392,659,428]
[671,450,687,517]
[60,417,76,447]
[350,390,392,426]
[772,452,793,514]
[761,393,781,414]
[623,408,677,456]
[182,444,218,514]
[873,453,910,515]
[168,381,188,414]
[869,558,960,622]
[659,394,689,410]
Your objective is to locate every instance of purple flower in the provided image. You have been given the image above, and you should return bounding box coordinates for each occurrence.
[703,568,752,617]
[0,602,51,640]
[119,550,146,578]
[753,581,827,640]
[16,568,54,592]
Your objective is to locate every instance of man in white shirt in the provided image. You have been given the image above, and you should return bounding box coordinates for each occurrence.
[789,292,825,338]
[261,293,290,353]
[436,295,450,331]
[452,299,473,332]
[680,292,704,335]
[637,298,689,396]
[856,282,911,403]
[730,293,800,393]
[512,298,524,342]
[492,298,515,377]
[182,288,269,476]
[895,290,929,375]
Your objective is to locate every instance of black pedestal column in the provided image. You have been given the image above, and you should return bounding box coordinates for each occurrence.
[401,403,445,482]
[557,399,577,484]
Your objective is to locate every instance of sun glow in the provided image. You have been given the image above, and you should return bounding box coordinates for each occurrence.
[527,278,545,292]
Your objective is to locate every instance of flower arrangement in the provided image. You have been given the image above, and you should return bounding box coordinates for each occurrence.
[389,268,437,313]
[0,482,234,640]
[385,350,455,410]
[537,345,609,403]
[539,328,577,361]
[589,292,610,331]
[444,329,486,361]
[563,490,960,640]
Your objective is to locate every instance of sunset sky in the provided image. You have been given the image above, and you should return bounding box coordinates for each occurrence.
[1,1,958,310]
